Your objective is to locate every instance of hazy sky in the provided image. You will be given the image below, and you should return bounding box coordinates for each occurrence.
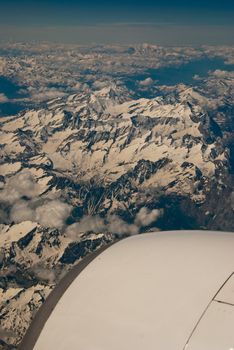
[0,0,234,45]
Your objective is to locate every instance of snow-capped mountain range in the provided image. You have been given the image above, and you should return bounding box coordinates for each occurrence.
[0,84,228,199]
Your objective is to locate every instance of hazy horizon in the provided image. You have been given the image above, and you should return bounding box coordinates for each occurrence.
[0,0,233,45]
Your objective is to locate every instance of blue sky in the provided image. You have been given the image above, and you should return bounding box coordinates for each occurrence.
[0,0,234,44]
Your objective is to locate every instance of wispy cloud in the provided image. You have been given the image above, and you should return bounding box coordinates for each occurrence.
[0,172,163,235]
[0,171,72,229]
[66,207,163,239]
[0,93,9,103]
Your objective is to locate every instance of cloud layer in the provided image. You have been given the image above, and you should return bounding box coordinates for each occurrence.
[66,207,163,239]
[0,171,40,204]
[1,171,163,234]
[0,171,72,229]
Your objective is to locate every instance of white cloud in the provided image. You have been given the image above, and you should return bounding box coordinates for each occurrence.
[107,214,139,236]
[32,265,56,284]
[30,88,67,102]
[135,207,163,227]
[0,172,72,228]
[65,222,83,240]
[0,93,9,103]
[0,171,40,204]
[66,207,163,239]
[66,215,105,240]
[66,214,140,239]
[10,200,34,223]
[78,215,105,233]
[2,173,162,233]
[139,77,154,87]
[35,200,72,229]
[193,74,201,81]
[9,198,72,229]
[210,70,234,79]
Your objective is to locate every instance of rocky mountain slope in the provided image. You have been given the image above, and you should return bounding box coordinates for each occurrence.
[0,220,113,348]
[0,84,229,200]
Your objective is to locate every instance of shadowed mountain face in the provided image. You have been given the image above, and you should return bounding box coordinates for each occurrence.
[0,43,234,348]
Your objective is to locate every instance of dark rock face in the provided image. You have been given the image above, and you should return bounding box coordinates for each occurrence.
[60,237,107,264]
[0,339,17,350]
